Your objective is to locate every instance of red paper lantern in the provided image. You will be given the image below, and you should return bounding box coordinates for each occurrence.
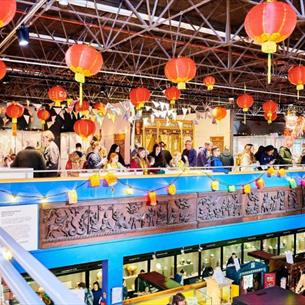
[48,86,67,107]
[245,0,297,84]
[130,87,151,110]
[211,107,227,122]
[288,65,305,98]
[75,100,89,113]
[203,76,216,91]
[236,93,254,112]
[0,60,7,80]
[73,119,96,139]
[262,100,278,116]
[165,57,196,89]
[65,44,103,106]
[37,108,50,124]
[94,102,106,116]
[5,102,24,136]
[0,0,16,28]
[164,87,181,105]
[264,111,277,124]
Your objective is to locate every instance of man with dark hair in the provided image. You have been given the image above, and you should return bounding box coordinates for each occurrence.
[75,143,83,157]
[159,141,172,165]
[182,140,197,167]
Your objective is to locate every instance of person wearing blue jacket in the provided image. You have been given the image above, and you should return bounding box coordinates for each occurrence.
[258,145,276,166]
[210,147,229,173]
[182,140,197,167]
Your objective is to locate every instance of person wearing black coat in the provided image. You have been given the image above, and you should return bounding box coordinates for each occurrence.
[11,143,46,178]
[107,144,126,167]
[148,144,166,168]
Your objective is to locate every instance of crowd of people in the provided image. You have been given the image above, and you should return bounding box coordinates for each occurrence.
[2,132,303,177]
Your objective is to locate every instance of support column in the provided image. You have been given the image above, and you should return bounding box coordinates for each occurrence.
[102,257,124,305]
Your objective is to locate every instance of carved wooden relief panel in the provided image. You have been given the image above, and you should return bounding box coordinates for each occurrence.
[40,187,304,248]
[40,194,197,248]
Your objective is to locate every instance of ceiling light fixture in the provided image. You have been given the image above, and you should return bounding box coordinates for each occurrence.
[17,25,29,46]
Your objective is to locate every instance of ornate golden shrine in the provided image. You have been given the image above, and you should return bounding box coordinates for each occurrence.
[135,119,194,153]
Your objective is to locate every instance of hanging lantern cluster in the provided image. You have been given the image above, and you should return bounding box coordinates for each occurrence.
[244,0,297,84]
[48,86,67,107]
[288,65,305,99]
[73,119,96,139]
[65,44,103,106]
[263,100,278,124]
[5,102,24,136]
[130,87,151,110]
[211,107,227,123]
[164,87,181,106]
[203,76,216,91]
[0,1,16,28]
[165,57,196,89]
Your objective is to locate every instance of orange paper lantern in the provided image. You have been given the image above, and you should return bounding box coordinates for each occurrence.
[65,44,103,106]
[165,57,196,89]
[0,0,16,28]
[203,76,216,91]
[245,0,297,84]
[37,108,50,125]
[6,102,24,136]
[255,178,265,189]
[288,65,305,98]
[262,100,278,124]
[147,191,157,206]
[48,86,67,107]
[211,107,227,122]
[236,94,254,112]
[130,87,151,110]
[164,87,181,105]
[75,100,89,113]
[0,60,7,80]
[73,119,96,139]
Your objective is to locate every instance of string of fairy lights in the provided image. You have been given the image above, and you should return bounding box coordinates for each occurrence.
[0,168,302,206]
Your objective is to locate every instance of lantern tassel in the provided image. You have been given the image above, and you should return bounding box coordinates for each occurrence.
[297,90,300,100]
[267,53,272,84]
[244,112,246,125]
[12,123,17,137]
[79,82,83,107]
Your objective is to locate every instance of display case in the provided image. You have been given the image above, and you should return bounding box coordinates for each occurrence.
[124,261,149,291]
[244,241,261,263]
[201,248,221,269]
[296,232,305,254]
[280,234,295,255]
[175,252,199,278]
[262,237,278,255]
[223,243,242,269]
[150,256,174,278]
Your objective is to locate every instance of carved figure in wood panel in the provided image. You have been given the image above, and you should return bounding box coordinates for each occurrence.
[261,191,285,213]
[127,203,145,229]
[111,207,129,232]
[288,190,298,210]
[197,194,241,221]
[168,198,192,225]
[245,192,260,215]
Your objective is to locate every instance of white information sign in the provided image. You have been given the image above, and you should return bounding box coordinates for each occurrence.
[0,204,38,251]
[111,287,122,304]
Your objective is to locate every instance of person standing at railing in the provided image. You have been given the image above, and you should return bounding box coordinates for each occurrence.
[107,144,126,167]
[279,138,294,166]
[130,147,149,173]
[182,140,197,167]
[159,141,172,166]
[42,130,60,177]
[11,139,47,178]
[220,147,234,169]
[257,145,276,166]
[210,147,229,173]
[85,139,107,170]
[237,144,256,171]
[105,153,125,171]
[148,144,166,168]
[197,141,212,167]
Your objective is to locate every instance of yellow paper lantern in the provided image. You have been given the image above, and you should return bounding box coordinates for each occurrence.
[89,174,101,187]
[104,172,118,187]
[278,169,286,177]
[211,181,219,191]
[255,178,265,189]
[267,167,276,177]
[167,184,176,195]
[67,190,78,204]
[243,184,251,194]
